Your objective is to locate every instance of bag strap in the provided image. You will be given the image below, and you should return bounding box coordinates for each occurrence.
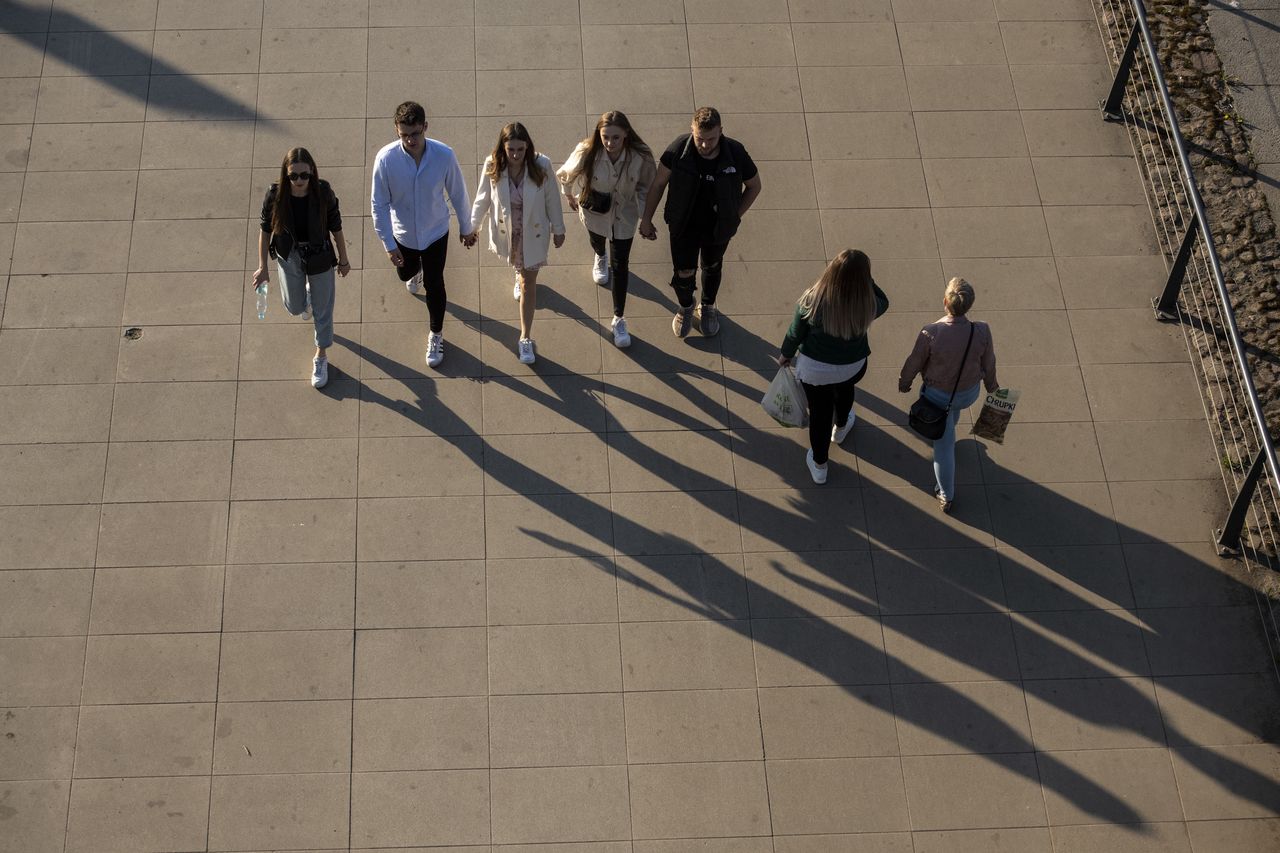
[944,323,976,410]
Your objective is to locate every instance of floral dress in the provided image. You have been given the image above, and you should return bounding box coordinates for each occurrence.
[508,172,543,272]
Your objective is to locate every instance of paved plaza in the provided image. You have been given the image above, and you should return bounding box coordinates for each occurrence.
[2,0,1280,849]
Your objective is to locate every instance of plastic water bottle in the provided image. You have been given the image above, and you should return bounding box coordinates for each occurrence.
[255,281,268,320]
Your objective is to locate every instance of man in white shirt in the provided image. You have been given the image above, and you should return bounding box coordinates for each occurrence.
[371,100,477,368]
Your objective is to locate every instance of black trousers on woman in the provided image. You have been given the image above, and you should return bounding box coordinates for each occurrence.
[588,230,634,317]
[801,360,868,464]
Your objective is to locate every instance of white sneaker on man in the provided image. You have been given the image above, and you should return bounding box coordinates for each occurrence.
[517,338,536,364]
[425,331,444,368]
[310,356,328,389]
[591,254,609,285]
[406,270,423,294]
[611,315,631,348]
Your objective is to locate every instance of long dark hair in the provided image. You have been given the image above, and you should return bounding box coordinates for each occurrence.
[485,122,545,186]
[798,249,877,340]
[572,110,654,195]
[270,147,322,235]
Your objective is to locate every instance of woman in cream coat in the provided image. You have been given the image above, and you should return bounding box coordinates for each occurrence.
[557,110,656,348]
[471,122,566,364]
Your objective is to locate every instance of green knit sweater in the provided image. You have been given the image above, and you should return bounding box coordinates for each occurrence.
[780,282,889,364]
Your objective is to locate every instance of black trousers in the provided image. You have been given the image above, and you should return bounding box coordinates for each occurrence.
[802,360,868,464]
[588,230,634,317]
[669,226,729,308]
[395,234,449,333]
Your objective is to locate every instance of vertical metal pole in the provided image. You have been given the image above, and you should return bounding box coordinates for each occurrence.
[1101,24,1141,121]
[1153,212,1199,320]
[1216,448,1268,554]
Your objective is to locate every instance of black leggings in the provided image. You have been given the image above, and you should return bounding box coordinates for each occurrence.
[802,360,868,464]
[588,230,634,317]
[395,234,449,333]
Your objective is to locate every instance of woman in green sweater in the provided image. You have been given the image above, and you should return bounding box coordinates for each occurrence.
[777,249,889,484]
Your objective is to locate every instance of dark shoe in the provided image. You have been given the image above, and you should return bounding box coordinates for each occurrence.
[696,303,720,336]
[672,306,693,338]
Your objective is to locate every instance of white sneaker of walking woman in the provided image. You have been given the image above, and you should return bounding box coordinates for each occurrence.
[592,253,609,285]
[611,316,631,348]
[425,331,444,367]
[406,269,423,294]
[805,449,828,484]
[311,356,328,389]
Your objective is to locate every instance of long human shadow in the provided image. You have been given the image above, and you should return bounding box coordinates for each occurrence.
[0,0,276,125]
[331,323,1152,825]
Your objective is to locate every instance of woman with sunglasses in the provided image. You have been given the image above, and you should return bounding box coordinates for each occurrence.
[251,147,351,388]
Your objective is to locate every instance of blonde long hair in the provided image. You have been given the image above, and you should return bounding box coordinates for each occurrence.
[797,249,876,340]
[565,111,654,195]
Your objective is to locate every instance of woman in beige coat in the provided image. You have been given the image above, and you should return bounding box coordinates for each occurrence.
[472,122,566,364]
[557,111,656,349]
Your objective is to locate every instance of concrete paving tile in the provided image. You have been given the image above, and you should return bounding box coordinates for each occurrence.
[978,421,1105,484]
[899,22,1006,65]
[227,497,354,563]
[820,208,938,258]
[0,780,69,853]
[614,552,750,622]
[907,64,1017,110]
[735,209,828,261]
[130,218,247,272]
[136,168,251,219]
[366,69,476,118]
[1081,363,1201,421]
[49,0,158,30]
[479,318,604,378]
[260,27,366,72]
[111,379,236,440]
[219,629,352,701]
[580,0,683,23]
[1002,20,1105,65]
[0,31,46,75]
[988,481,1119,546]
[997,0,1094,19]
[117,323,242,381]
[88,565,223,634]
[1157,673,1280,747]
[146,121,251,169]
[355,626,487,698]
[492,765,631,843]
[923,157,1040,207]
[97,500,228,567]
[230,438,357,500]
[1013,608,1150,679]
[256,71,365,119]
[484,491,612,558]
[477,69,582,114]
[483,375,607,434]
[1024,676,1165,750]
[1126,542,1254,609]
[768,757,909,834]
[1096,421,1218,482]
[872,548,1005,615]
[626,688,762,763]
[793,22,900,65]
[235,378,360,439]
[1141,605,1272,677]
[476,25,581,70]
[1010,63,1112,109]
[212,699,350,774]
[883,612,1019,683]
[350,769,488,847]
[693,66,803,112]
[934,205,1051,256]
[146,72,258,122]
[0,173,20,221]
[731,427,848,491]
[608,428,735,491]
[791,0,893,21]
[758,684,896,758]
[358,377,484,438]
[209,773,348,851]
[621,619,754,690]
[914,828,1051,853]
[252,119,363,170]
[864,484,994,549]
[487,556,617,625]
[1110,479,1224,546]
[852,424,981,490]
[0,505,99,570]
[0,78,39,124]
[0,327,119,384]
[20,170,137,221]
[1173,744,1280,819]
[35,75,149,122]
[752,160,818,210]
[998,544,1134,611]
[742,550,877,618]
[913,109,1026,159]
[893,0,995,20]
[12,221,133,274]
[981,363,1089,422]
[939,256,1063,309]
[894,679,1033,755]
[807,111,919,160]
[630,760,770,838]
[754,615,889,686]
[902,752,1046,829]
[0,706,78,780]
[580,24,690,67]
[687,23,796,66]
[1051,822,1191,853]
[222,562,354,631]
[367,26,474,71]
[1022,109,1132,157]
[0,125,31,171]
[1185,818,1280,851]
[81,632,219,704]
[74,702,214,778]
[1041,747,1183,825]
[65,776,209,853]
[482,432,611,496]
[123,271,243,325]
[353,696,487,771]
[799,66,910,111]
[642,840,775,853]
[1033,156,1145,205]
[355,560,483,627]
[814,159,930,209]
[150,27,260,73]
[263,0,371,27]
[615,489,742,555]
[0,444,106,506]
[4,272,126,327]
[0,636,84,706]
[490,693,624,768]
[599,323,723,375]
[356,435,482,497]
[0,0,50,30]
[489,622,621,694]
[0,568,91,638]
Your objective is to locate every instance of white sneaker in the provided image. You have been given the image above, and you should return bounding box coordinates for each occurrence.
[513,274,522,301]
[406,270,423,294]
[310,356,328,389]
[591,253,609,285]
[806,449,828,485]
[425,331,444,368]
[300,296,312,322]
[832,413,855,445]
[517,338,536,364]
[611,315,631,348]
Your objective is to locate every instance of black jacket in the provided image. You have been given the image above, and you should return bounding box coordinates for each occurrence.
[662,134,755,243]
[259,179,342,261]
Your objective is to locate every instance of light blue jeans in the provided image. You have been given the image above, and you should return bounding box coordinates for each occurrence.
[923,381,982,501]
[276,250,335,349]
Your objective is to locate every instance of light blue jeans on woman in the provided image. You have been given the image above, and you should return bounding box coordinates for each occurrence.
[276,250,335,349]
[923,381,982,501]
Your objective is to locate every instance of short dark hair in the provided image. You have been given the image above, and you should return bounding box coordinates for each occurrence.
[394,101,425,127]
[692,106,721,131]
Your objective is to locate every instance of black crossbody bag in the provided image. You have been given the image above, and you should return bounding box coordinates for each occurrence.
[908,324,975,441]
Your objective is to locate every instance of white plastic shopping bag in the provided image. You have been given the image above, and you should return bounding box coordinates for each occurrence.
[761,366,809,428]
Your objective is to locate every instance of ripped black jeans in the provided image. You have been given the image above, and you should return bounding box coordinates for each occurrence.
[668,227,729,308]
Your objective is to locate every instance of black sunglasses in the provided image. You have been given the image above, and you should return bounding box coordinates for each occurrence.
[287,172,311,182]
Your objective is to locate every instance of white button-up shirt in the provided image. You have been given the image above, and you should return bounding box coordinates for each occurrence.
[371,138,472,252]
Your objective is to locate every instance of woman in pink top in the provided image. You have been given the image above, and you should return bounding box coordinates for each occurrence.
[898,278,999,513]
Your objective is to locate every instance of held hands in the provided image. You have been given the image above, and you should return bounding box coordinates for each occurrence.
[553,233,565,249]
[638,219,657,241]
[459,232,478,249]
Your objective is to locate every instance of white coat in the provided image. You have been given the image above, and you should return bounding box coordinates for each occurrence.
[470,153,565,270]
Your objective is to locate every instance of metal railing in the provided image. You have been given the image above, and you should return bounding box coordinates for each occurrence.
[1094,0,1280,561]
